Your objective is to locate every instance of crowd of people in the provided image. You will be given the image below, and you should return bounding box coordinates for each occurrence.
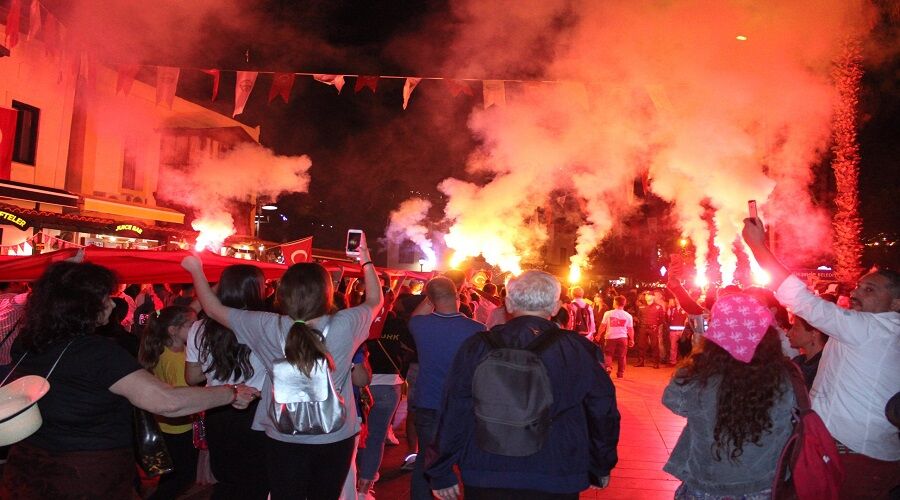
[0,220,897,499]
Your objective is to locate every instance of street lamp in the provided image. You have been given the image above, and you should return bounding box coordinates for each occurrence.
[418,258,425,272]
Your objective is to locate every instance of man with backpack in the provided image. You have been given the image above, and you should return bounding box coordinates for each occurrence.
[570,286,596,340]
[425,270,620,499]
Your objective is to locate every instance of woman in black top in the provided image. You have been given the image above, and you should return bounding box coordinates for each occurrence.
[0,261,258,499]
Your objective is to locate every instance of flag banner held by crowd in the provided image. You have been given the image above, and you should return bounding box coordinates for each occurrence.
[281,236,313,264]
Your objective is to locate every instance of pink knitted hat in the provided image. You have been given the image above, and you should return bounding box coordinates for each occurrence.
[704,293,774,363]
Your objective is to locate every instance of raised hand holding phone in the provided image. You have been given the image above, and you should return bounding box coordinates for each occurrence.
[346,229,363,257]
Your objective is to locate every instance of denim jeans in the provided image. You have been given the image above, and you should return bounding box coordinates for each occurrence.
[356,383,402,480]
[410,408,439,500]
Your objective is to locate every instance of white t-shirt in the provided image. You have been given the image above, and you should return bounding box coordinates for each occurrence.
[185,319,267,391]
[600,309,633,340]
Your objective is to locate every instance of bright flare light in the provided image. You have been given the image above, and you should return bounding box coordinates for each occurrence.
[568,263,582,284]
[694,274,709,288]
[752,269,771,286]
[736,35,748,41]
[192,218,235,252]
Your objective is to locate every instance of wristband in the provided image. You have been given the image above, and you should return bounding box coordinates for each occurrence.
[361,261,374,268]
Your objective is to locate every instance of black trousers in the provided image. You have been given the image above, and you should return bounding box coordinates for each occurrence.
[265,434,356,500]
[206,400,268,500]
[465,486,579,500]
[150,430,197,500]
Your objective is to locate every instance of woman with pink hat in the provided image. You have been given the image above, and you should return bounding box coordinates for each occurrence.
[662,292,796,499]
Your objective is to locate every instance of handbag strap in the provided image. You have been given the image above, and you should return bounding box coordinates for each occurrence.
[0,338,75,387]
[0,316,23,351]
[785,360,811,412]
[375,340,403,376]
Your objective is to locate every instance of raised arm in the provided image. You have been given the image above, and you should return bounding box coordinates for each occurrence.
[181,255,233,329]
[741,218,790,289]
[356,232,384,313]
[665,258,705,315]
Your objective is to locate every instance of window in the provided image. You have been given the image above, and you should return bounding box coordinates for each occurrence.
[122,138,143,191]
[11,101,40,165]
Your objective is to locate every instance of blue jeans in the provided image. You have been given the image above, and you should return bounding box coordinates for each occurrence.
[410,408,439,500]
[356,383,402,480]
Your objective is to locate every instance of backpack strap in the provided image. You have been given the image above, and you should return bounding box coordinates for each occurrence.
[524,328,562,354]
[478,330,505,350]
[784,360,811,412]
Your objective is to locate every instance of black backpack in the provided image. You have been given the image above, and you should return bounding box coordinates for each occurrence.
[572,303,591,334]
[472,329,561,457]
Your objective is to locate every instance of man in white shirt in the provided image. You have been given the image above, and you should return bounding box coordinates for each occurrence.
[743,218,900,498]
[596,295,634,379]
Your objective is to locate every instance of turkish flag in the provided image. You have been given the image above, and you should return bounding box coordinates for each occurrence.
[354,76,378,94]
[444,79,473,97]
[116,65,140,96]
[0,107,18,180]
[233,71,258,117]
[281,237,313,264]
[268,72,295,104]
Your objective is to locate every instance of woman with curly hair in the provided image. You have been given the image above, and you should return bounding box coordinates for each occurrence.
[184,264,269,500]
[663,292,796,499]
[0,261,258,499]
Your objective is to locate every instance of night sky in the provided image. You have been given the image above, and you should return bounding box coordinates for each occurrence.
[42,0,900,267]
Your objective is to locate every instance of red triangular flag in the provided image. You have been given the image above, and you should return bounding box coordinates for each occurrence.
[116,65,140,95]
[444,79,473,97]
[268,72,295,103]
[402,77,421,110]
[354,76,379,94]
[41,11,59,58]
[26,0,40,41]
[202,69,220,101]
[313,74,345,93]
[483,80,506,109]
[6,0,22,49]
[282,236,313,264]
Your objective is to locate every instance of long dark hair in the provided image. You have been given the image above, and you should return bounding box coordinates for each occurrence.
[138,305,195,370]
[278,263,334,376]
[676,327,788,462]
[196,264,266,381]
[19,261,116,353]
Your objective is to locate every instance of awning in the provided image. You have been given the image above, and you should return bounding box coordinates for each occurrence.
[82,197,184,224]
[0,180,79,208]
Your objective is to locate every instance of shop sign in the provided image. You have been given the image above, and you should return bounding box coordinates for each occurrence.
[114,223,144,235]
[0,210,29,230]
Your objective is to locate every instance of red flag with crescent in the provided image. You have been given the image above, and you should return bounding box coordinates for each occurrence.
[281,237,313,264]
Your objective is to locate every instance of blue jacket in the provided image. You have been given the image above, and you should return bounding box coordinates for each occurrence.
[425,315,620,493]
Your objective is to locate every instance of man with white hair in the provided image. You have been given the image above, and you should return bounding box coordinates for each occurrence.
[426,270,620,499]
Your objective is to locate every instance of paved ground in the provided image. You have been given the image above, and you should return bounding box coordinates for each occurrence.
[173,358,684,499]
[372,361,684,500]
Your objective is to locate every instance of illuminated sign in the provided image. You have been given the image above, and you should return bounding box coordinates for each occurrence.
[0,210,29,230]
[114,224,144,235]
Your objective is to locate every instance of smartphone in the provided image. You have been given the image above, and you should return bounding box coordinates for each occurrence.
[346,229,363,256]
[748,200,758,219]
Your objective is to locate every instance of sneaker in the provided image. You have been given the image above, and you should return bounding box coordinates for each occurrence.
[401,453,417,471]
[385,428,400,446]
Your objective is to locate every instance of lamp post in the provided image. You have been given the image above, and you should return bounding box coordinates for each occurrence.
[255,201,278,239]
[418,258,425,272]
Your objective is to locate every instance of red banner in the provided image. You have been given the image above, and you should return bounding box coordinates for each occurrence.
[281,236,313,264]
[0,107,19,180]
[269,73,295,104]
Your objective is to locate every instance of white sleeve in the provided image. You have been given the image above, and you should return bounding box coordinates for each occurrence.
[184,320,202,363]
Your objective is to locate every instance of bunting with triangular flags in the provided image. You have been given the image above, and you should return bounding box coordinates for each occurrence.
[155,66,180,109]
[26,0,40,41]
[234,71,258,117]
[482,80,506,109]
[202,69,221,101]
[269,72,295,103]
[354,76,378,94]
[313,74,345,93]
[402,77,421,110]
[116,65,140,95]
